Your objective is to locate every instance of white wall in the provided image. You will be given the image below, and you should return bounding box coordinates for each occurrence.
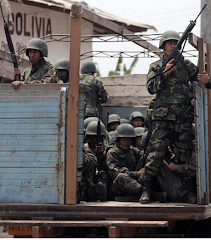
[0,1,93,66]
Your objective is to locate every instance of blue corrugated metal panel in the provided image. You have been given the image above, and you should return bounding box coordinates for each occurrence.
[77,93,84,182]
[195,83,209,204]
[0,85,67,204]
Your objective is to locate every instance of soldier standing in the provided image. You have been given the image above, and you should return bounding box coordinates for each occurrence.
[12,38,58,90]
[80,61,108,118]
[140,30,198,204]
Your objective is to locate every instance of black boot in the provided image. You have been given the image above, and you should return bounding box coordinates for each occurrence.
[87,183,98,201]
[139,179,152,204]
[151,190,167,203]
[96,180,107,202]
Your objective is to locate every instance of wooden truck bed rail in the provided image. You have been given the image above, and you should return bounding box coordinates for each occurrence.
[0,202,211,221]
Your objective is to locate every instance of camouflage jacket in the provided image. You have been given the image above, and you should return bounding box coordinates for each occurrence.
[21,58,58,84]
[147,57,198,121]
[84,142,108,173]
[80,74,108,117]
[106,143,144,181]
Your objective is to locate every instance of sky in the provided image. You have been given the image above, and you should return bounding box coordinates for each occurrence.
[82,0,202,76]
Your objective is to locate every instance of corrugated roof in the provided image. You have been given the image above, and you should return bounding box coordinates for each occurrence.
[10,0,156,33]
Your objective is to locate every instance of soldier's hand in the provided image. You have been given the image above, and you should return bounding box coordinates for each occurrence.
[14,68,21,76]
[198,71,209,84]
[96,142,104,156]
[165,59,176,75]
[168,162,178,172]
[136,168,145,178]
[12,81,25,91]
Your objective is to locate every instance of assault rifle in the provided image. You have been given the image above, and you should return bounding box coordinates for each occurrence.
[161,3,207,75]
[0,2,20,80]
[96,98,102,145]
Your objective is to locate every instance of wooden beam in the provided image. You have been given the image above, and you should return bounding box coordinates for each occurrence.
[81,6,162,56]
[66,4,82,204]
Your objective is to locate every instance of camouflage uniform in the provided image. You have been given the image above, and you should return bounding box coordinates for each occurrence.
[21,58,58,84]
[80,74,108,118]
[144,57,198,180]
[156,140,196,203]
[77,142,109,202]
[107,142,144,197]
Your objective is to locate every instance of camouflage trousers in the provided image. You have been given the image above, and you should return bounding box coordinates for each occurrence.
[113,173,143,196]
[144,120,194,180]
[156,162,196,202]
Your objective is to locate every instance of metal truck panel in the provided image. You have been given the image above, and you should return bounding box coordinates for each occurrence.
[0,84,66,204]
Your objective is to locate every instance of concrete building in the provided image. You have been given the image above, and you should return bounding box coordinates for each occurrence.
[0,0,156,69]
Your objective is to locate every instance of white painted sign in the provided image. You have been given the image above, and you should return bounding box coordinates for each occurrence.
[0,1,93,66]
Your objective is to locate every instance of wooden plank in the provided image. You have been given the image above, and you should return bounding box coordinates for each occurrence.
[0,201,210,221]
[0,220,168,228]
[81,6,162,56]
[109,226,120,238]
[66,4,81,204]
[189,33,198,49]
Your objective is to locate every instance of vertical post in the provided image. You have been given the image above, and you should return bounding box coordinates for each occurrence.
[66,4,82,204]
[198,38,209,204]
[206,43,211,203]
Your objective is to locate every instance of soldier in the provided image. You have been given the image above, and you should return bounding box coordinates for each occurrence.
[77,120,109,202]
[83,117,99,143]
[120,118,130,124]
[80,61,108,118]
[107,123,166,202]
[106,123,144,201]
[140,30,199,204]
[12,38,58,90]
[134,127,145,150]
[107,114,121,132]
[129,111,145,128]
[56,58,69,83]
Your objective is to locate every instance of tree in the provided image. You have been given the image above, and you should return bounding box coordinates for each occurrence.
[108,53,138,76]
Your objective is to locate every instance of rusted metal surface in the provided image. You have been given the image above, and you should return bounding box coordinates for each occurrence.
[189,34,210,205]
[0,84,67,204]
[0,202,210,221]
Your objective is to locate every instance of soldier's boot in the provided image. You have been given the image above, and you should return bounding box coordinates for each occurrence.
[186,178,197,204]
[87,183,98,201]
[139,180,152,204]
[96,180,107,202]
[151,191,167,203]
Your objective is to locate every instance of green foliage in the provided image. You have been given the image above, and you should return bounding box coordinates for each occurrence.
[108,53,138,76]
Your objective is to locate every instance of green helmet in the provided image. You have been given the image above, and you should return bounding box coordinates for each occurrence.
[84,117,99,131]
[26,38,48,57]
[108,130,117,144]
[85,120,106,137]
[129,111,144,123]
[108,114,121,125]
[81,61,97,74]
[120,118,130,124]
[141,131,148,146]
[134,127,145,137]
[159,30,180,49]
[56,59,69,71]
[116,123,136,138]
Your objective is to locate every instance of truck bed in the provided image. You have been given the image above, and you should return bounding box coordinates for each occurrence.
[0,201,210,221]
